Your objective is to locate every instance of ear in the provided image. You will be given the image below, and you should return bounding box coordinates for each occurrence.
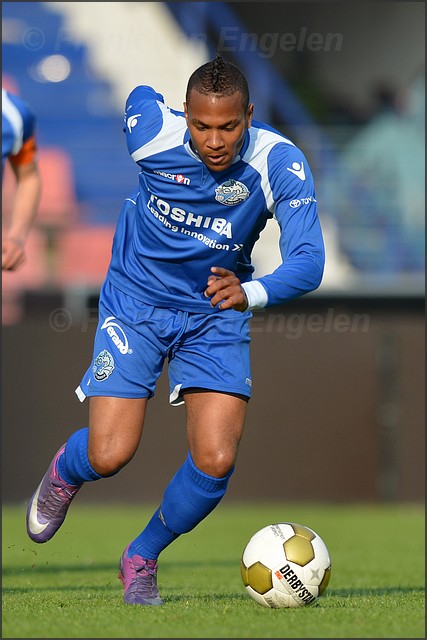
[246,103,254,127]
[183,101,189,122]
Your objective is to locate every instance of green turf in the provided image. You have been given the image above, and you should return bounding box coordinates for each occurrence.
[2,502,425,638]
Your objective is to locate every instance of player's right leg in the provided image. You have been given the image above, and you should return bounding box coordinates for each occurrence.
[26,396,148,544]
[26,441,82,544]
[27,280,166,544]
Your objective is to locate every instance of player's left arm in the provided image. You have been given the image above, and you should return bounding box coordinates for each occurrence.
[2,138,41,271]
[250,145,325,307]
[204,267,249,311]
[205,146,325,311]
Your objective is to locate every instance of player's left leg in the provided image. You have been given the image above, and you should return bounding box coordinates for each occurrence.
[161,390,247,534]
[184,388,247,476]
[120,391,247,605]
[145,390,247,547]
[119,310,251,605]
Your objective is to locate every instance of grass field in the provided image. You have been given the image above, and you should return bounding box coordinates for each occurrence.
[2,501,424,638]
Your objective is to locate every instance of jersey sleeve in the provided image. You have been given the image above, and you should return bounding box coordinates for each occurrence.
[7,93,38,167]
[256,144,325,306]
[123,85,165,162]
[8,135,37,167]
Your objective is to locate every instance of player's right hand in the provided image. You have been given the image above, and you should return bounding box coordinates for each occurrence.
[2,237,26,271]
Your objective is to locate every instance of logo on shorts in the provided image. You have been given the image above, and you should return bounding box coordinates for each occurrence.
[101,316,133,354]
[215,179,250,206]
[93,350,115,381]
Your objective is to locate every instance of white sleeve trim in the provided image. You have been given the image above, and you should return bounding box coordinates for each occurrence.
[242,281,268,310]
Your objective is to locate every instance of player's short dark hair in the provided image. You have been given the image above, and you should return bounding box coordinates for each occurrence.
[186,55,249,109]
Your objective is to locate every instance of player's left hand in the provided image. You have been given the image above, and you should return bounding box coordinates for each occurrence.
[204,266,249,312]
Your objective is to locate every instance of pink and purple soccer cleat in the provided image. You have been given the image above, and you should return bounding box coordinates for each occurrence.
[118,544,164,606]
[26,444,82,543]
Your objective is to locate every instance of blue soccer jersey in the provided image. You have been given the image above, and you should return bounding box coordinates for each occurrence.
[106,85,325,312]
[2,88,37,176]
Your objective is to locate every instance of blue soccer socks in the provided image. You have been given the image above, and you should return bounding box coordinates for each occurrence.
[127,452,234,559]
[56,439,234,560]
[161,452,234,534]
[57,428,103,485]
[127,507,179,560]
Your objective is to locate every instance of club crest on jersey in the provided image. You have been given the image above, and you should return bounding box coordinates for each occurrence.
[215,179,250,206]
[93,350,115,381]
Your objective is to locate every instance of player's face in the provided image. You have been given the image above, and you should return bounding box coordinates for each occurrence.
[184,90,254,172]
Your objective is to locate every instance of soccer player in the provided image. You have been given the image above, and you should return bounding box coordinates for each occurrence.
[26,56,325,606]
[2,87,41,271]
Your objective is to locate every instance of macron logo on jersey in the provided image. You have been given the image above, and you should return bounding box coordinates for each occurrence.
[153,169,190,185]
[287,161,306,181]
[127,114,142,132]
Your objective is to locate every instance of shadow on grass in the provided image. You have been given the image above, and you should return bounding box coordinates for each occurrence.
[3,562,120,576]
[326,586,425,597]
[2,584,249,604]
[2,584,118,595]
[3,563,424,603]
[2,557,238,576]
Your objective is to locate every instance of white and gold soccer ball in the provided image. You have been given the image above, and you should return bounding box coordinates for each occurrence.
[240,522,331,608]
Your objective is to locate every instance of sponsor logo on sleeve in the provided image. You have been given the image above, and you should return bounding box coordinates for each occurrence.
[289,195,316,208]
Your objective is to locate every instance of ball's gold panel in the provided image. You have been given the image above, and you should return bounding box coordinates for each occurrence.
[284,535,315,566]
[289,523,316,541]
[246,562,273,594]
[240,560,249,586]
[318,565,332,595]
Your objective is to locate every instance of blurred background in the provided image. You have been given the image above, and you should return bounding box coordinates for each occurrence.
[2,2,424,505]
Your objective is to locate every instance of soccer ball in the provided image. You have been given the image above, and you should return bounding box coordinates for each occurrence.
[240,522,331,608]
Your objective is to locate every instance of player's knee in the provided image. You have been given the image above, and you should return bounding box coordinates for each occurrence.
[193,450,236,478]
[88,447,133,477]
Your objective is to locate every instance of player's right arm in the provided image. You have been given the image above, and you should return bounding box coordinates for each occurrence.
[2,93,41,271]
[123,85,165,161]
[2,159,41,271]
[123,86,187,169]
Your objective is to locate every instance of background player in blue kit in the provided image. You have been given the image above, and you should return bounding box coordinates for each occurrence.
[2,88,41,271]
[26,56,325,606]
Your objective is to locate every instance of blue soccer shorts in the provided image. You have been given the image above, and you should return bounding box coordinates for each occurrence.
[75,280,253,406]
